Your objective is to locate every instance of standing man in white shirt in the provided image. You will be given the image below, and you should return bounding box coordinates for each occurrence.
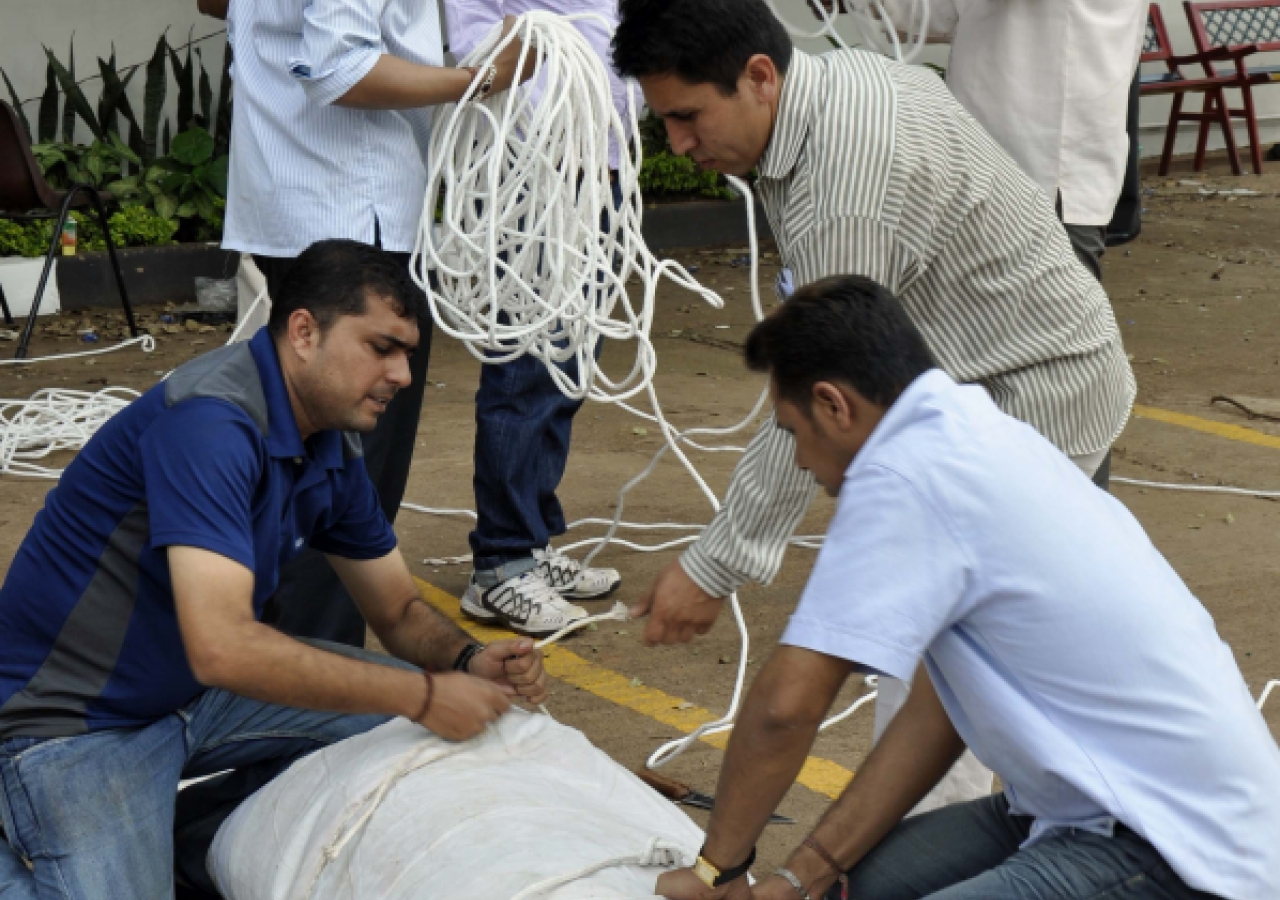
[197,0,528,648]
[867,0,1148,281]
[653,275,1279,900]
[441,0,633,639]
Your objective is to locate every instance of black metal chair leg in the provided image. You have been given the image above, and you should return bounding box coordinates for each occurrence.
[15,187,79,359]
[87,186,138,338]
[0,281,13,326]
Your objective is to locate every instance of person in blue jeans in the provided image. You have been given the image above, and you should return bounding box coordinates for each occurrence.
[444,0,630,638]
[0,241,547,900]
[651,276,1279,900]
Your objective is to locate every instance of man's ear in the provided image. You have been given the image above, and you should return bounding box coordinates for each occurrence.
[286,309,321,361]
[810,381,854,430]
[743,53,779,102]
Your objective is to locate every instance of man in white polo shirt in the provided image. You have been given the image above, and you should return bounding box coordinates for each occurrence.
[654,275,1279,900]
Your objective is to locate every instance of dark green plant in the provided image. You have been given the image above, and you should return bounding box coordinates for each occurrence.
[1,68,31,141]
[143,32,169,163]
[61,37,76,143]
[31,133,140,190]
[37,60,59,143]
[212,43,233,157]
[167,30,196,136]
[43,42,102,141]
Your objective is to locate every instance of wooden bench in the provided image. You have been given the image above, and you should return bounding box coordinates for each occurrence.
[1184,0,1280,173]
[1140,3,1262,175]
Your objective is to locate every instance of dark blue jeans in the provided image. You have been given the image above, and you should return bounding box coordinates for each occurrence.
[836,794,1222,900]
[469,180,623,576]
[0,642,406,899]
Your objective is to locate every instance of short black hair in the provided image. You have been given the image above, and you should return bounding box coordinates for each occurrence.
[744,275,936,410]
[266,239,426,338]
[613,0,793,94]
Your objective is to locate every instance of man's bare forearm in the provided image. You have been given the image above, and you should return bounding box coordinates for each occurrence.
[700,647,853,869]
[376,595,476,674]
[336,55,473,109]
[785,667,966,895]
[194,620,426,719]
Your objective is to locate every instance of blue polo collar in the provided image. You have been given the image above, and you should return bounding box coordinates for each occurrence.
[247,329,346,470]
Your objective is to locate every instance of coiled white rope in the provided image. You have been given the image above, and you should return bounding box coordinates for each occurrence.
[0,334,155,478]
[406,12,877,773]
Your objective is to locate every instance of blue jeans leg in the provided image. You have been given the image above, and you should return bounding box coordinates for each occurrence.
[174,641,412,893]
[0,721,188,900]
[469,180,623,576]
[838,794,1221,900]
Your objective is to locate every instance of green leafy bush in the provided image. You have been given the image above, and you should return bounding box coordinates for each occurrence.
[0,206,177,258]
[0,220,52,258]
[639,150,734,200]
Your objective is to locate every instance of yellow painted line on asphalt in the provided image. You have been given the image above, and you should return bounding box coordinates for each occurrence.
[414,577,855,799]
[1133,404,1280,452]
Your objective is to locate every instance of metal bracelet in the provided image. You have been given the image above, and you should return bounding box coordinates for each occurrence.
[774,867,814,900]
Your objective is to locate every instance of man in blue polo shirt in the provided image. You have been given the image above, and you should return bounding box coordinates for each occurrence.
[651,276,1280,900]
[0,240,547,900]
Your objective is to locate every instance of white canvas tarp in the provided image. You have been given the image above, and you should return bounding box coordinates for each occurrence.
[210,710,705,900]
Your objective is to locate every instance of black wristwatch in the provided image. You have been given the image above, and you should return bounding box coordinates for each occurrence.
[693,845,756,888]
[452,642,484,673]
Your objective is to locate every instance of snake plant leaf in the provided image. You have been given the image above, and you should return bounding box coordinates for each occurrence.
[212,42,232,156]
[38,60,59,143]
[1,68,32,142]
[167,30,195,135]
[162,118,171,157]
[61,36,77,143]
[143,32,169,163]
[127,117,146,171]
[43,44,101,140]
[196,49,213,130]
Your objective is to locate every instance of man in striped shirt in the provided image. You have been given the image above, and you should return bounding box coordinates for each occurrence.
[613,0,1135,809]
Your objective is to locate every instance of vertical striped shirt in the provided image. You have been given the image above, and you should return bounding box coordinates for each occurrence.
[222,0,444,256]
[680,49,1136,598]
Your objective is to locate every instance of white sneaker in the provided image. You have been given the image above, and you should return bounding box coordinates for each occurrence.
[461,570,588,638]
[533,544,622,600]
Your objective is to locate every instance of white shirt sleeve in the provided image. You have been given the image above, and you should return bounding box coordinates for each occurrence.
[288,0,388,106]
[780,462,970,681]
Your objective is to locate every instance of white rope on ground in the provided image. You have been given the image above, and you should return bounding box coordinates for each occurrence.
[0,334,155,479]
[1112,476,1280,499]
[1259,680,1279,711]
[0,333,154,366]
[0,387,140,479]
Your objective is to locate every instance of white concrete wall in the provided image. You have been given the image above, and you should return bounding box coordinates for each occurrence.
[4,0,1275,158]
[1,0,228,146]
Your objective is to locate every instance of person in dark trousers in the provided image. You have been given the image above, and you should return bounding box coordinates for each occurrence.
[0,241,547,900]
[198,0,528,647]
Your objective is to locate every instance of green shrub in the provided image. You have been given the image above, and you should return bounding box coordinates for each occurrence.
[638,150,734,200]
[0,206,177,258]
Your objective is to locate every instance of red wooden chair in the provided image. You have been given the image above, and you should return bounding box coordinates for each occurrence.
[1184,0,1280,174]
[1141,3,1260,175]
